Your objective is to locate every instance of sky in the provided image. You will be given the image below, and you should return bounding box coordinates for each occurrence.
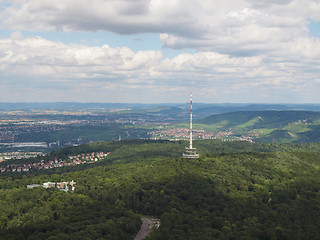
[0,0,320,103]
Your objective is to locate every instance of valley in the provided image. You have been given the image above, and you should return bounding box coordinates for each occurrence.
[2,104,320,158]
[1,103,320,239]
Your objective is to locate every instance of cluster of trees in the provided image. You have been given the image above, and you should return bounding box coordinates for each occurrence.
[0,187,140,240]
[0,139,320,239]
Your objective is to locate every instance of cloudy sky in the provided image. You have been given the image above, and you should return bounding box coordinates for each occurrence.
[0,0,320,103]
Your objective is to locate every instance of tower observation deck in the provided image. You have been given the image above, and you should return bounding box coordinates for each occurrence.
[183,92,199,159]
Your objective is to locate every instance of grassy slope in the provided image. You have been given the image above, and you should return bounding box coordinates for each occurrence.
[197,110,320,128]
[196,110,320,143]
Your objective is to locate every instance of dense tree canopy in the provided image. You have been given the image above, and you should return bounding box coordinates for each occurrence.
[0,139,320,239]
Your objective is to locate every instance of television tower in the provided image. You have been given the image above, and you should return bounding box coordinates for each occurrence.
[183,92,199,159]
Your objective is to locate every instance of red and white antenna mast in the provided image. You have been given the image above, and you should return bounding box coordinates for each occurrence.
[183,92,199,159]
[190,92,193,149]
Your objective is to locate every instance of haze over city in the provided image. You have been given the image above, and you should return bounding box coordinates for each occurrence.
[1,0,320,103]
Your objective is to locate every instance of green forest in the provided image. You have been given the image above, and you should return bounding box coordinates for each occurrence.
[1,139,320,239]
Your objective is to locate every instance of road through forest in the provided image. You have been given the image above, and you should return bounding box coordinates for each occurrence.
[134,217,160,240]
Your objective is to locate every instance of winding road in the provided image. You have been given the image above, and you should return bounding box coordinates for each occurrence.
[134,217,160,240]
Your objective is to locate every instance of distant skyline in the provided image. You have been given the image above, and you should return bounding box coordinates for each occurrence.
[1,0,320,103]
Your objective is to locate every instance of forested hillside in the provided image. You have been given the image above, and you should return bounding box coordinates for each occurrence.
[198,110,320,126]
[1,140,320,239]
[196,110,320,143]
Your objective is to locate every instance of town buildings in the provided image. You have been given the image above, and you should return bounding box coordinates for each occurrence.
[0,151,110,173]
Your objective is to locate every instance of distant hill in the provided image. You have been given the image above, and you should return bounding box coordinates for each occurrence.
[1,102,320,117]
[197,110,320,128]
[0,102,180,111]
[192,103,320,118]
[196,110,320,143]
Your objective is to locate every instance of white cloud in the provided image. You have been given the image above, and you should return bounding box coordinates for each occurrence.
[0,32,320,102]
[2,0,319,55]
[1,0,320,102]
[0,34,162,79]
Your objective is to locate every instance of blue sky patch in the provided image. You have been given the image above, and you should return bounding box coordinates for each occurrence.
[308,20,320,38]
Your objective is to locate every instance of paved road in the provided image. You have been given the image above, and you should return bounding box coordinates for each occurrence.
[134,218,154,240]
